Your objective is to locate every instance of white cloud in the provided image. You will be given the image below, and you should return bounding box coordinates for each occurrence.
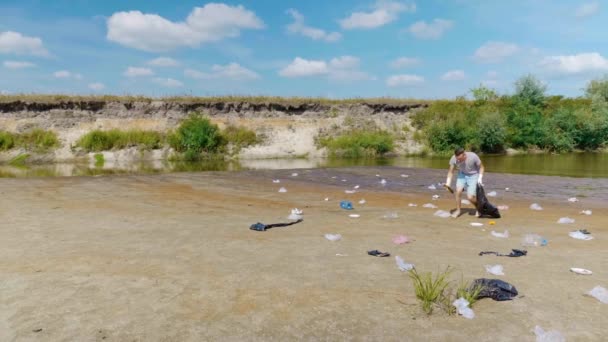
[473,41,519,63]
[575,2,600,19]
[386,74,424,87]
[539,52,608,75]
[441,70,465,81]
[279,57,329,77]
[54,70,83,79]
[147,57,179,67]
[107,4,264,52]
[88,82,105,91]
[287,9,341,42]
[124,66,154,77]
[184,68,207,79]
[339,1,416,30]
[0,31,48,56]
[279,56,374,81]
[408,19,453,39]
[3,60,36,69]
[390,57,420,68]
[153,78,183,88]
[184,63,259,81]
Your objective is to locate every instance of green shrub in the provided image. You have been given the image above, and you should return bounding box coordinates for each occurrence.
[585,75,608,103]
[0,131,16,151]
[168,114,224,160]
[222,125,260,152]
[77,129,163,152]
[319,130,394,157]
[19,128,59,152]
[456,281,485,308]
[513,74,546,107]
[475,112,507,153]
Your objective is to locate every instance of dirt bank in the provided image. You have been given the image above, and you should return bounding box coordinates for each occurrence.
[1,167,606,341]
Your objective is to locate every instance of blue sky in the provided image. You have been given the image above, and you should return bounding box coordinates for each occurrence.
[1,0,607,98]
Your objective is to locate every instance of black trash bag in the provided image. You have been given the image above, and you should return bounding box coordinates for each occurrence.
[249,219,303,231]
[476,183,501,218]
[470,278,518,301]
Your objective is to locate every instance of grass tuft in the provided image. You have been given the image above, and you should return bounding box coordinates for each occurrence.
[408,267,453,315]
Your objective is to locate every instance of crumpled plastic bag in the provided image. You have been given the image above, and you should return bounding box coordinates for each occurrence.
[395,255,414,271]
[569,231,594,240]
[588,286,608,304]
[423,203,438,209]
[324,234,342,241]
[452,297,475,319]
[580,210,592,215]
[530,203,543,211]
[491,230,510,238]
[485,264,505,276]
[557,217,575,224]
[278,187,287,193]
[433,210,451,218]
[534,325,565,342]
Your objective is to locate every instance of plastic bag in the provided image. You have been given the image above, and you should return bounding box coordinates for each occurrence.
[530,203,543,211]
[588,286,608,304]
[580,210,592,215]
[423,203,438,209]
[567,197,579,202]
[395,256,414,271]
[569,231,594,240]
[278,187,287,193]
[487,191,497,197]
[534,325,565,342]
[392,235,410,244]
[428,184,437,190]
[491,230,510,238]
[358,199,366,204]
[383,212,399,219]
[485,264,505,275]
[324,234,342,241]
[557,217,575,224]
[452,297,475,319]
[433,210,451,218]
[522,234,547,247]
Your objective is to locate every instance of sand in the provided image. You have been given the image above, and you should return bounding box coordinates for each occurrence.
[1,167,607,341]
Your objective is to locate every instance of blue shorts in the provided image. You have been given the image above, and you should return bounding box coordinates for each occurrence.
[456,172,479,196]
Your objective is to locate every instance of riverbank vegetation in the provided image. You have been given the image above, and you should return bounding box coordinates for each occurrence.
[412,75,608,154]
[0,129,59,152]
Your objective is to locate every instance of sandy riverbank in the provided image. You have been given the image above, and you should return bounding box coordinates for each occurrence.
[1,167,606,341]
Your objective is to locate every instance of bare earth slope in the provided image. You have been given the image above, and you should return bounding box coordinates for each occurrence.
[1,167,607,341]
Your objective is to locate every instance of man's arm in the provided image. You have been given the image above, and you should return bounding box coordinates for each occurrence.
[446,164,455,186]
[478,162,485,184]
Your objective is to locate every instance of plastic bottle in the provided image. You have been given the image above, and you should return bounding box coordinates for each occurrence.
[522,234,548,247]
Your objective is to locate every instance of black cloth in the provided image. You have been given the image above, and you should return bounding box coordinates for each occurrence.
[249,219,303,231]
[471,278,518,301]
[479,249,527,257]
[475,184,501,218]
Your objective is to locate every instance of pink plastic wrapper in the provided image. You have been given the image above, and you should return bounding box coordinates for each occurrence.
[392,235,411,244]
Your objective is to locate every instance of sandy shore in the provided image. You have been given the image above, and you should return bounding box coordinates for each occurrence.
[1,167,606,341]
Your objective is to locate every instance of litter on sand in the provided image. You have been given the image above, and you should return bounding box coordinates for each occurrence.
[497,205,509,210]
[395,255,414,271]
[557,217,575,224]
[485,264,505,276]
[324,197,329,201]
[588,286,608,304]
[348,214,360,218]
[432,194,440,200]
[567,197,579,202]
[408,203,418,207]
[434,210,451,218]
[383,212,399,219]
[570,268,592,275]
[250,219,303,232]
[272,179,280,183]
[423,203,438,209]
[522,234,547,247]
[491,230,510,238]
[530,203,543,211]
[291,208,303,215]
[569,231,594,240]
[291,172,298,177]
[534,325,566,342]
[452,298,475,319]
[340,201,354,210]
[392,235,411,244]
[580,210,592,215]
[470,222,484,227]
[471,278,518,301]
[428,185,437,190]
[401,174,409,178]
[288,213,303,220]
[324,234,342,241]
[278,187,287,193]
[344,190,356,194]
[479,249,526,257]
[358,199,366,204]
[368,249,390,257]
[487,191,497,197]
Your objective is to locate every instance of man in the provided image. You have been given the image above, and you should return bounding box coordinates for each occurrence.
[445,147,484,218]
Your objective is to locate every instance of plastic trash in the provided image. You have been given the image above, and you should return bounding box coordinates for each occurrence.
[485,264,505,276]
[344,190,356,194]
[358,199,366,204]
[288,213,302,220]
[348,214,360,218]
[580,210,592,216]
[353,185,360,189]
[505,187,510,191]
[433,210,451,218]
[272,179,280,183]
[395,256,414,271]
[534,325,565,342]
[530,203,543,211]
[383,212,399,219]
[401,174,409,178]
[392,235,411,244]
[569,231,594,240]
[324,197,329,201]
[428,184,437,190]
[432,194,440,200]
[570,268,592,275]
[491,230,510,238]
[452,297,475,319]
[324,234,342,241]
[340,200,354,210]
[497,205,509,210]
[380,179,387,185]
[423,203,438,209]
[567,197,579,202]
[522,234,548,247]
[278,187,287,193]
[408,203,418,207]
[291,208,303,215]
[470,222,483,227]
[487,191,497,197]
[341,179,347,182]
[588,286,608,304]
[375,174,380,177]
[461,199,472,205]
[291,172,298,177]
[557,217,575,224]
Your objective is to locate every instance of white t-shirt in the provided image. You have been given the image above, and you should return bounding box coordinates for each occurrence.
[449,152,481,175]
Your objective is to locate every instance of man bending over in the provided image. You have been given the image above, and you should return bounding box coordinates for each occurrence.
[445,147,484,218]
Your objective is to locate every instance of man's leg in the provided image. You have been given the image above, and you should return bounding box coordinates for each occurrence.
[452,176,465,218]
[467,175,479,216]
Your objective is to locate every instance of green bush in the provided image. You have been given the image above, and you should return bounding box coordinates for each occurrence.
[319,130,394,158]
[76,129,163,152]
[168,114,224,160]
[514,74,546,107]
[0,131,16,151]
[19,128,60,152]
[586,75,608,103]
[221,125,260,152]
[475,112,507,153]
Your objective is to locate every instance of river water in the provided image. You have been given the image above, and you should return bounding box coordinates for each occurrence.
[1,152,606,178]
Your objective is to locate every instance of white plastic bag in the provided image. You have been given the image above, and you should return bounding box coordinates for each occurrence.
[588,286,608,304]
[557,217,575,224]
[485,264,505,276]
[569,231,594,240]
[530,203,543,211]
[358,199,366,204]
[395,256,414,271]
[522,234,547,247]
[428,184,437,190]
[487,191,497,197]
[491,230,510,238]
[433,210,451,218]
[324,234,342,241]
[580,210,592,216]
[452,297,475,319]
[567,197,579,202]
[423,203,438,209]
[278,187,287,193]
[534,325,565,342]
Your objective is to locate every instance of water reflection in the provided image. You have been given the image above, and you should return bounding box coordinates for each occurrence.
[0,152,606,178]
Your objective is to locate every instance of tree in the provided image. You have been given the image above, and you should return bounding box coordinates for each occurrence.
[514,74,546,107]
